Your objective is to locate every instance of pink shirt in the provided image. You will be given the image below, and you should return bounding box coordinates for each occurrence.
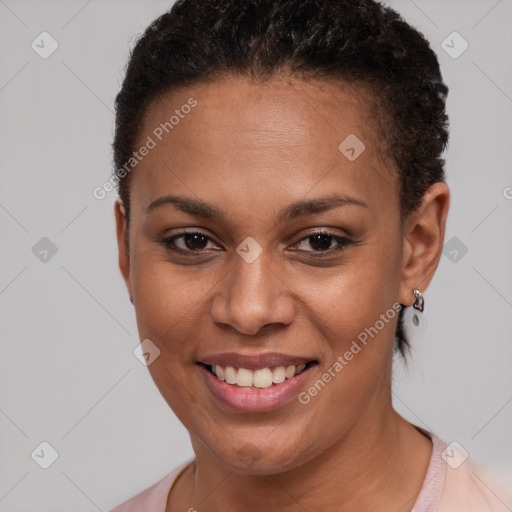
[110,429,511,511]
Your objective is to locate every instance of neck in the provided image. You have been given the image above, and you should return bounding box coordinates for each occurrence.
[169,397,432,511]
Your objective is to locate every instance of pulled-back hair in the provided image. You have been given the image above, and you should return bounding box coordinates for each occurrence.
[112,0,449,357]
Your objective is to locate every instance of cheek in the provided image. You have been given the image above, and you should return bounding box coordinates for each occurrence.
[290,241,401,406]
[130,259,210,421]
[131,255,215,337]
[294,248,400,343]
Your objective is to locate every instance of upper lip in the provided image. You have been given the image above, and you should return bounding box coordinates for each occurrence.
[198,352,316,370]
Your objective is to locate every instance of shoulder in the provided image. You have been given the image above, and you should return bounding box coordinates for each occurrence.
[440,460,512,511]
[412,427,511,512]
[109,459,194,512]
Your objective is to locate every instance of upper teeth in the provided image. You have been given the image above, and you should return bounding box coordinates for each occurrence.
[212,364,307,389]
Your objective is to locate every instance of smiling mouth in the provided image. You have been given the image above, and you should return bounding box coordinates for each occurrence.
[198,361,318,389]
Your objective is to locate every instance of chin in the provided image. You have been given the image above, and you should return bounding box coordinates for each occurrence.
[207,435,313,475]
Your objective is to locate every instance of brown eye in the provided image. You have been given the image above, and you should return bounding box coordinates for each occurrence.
[181,233,209,250]
[161,231,220,252]
[307,233,335,251]
[291,230,353,254]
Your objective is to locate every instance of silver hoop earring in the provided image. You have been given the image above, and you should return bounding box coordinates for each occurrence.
[412,288,424,312]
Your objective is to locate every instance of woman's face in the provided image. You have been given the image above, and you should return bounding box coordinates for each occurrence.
[115,75,439,473]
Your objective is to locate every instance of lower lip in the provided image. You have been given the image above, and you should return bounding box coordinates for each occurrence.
[198,363,317,412]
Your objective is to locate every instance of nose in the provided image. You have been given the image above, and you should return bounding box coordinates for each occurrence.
[210,249,295,336]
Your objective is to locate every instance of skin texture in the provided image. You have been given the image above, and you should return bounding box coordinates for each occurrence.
[114,74,450,511]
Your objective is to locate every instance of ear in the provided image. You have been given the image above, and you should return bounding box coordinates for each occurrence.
[114,199,134,302]
[398,182,450,306]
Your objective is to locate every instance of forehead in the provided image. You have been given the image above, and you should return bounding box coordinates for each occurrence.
[129,74,398,219]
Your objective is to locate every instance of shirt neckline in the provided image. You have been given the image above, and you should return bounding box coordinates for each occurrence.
[411,426,447,511]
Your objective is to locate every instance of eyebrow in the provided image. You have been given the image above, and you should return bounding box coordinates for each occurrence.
[146,193,368,223]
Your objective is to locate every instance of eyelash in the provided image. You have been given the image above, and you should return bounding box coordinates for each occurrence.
[159,229,354,256]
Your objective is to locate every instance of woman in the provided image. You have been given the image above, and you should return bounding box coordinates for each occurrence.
[109,0,510,510]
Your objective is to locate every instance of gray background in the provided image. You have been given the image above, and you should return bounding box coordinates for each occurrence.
[0,0,511,510]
